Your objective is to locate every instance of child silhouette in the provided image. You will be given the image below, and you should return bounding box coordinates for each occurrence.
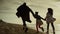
[35,12,45,33]
[45,8,56,34]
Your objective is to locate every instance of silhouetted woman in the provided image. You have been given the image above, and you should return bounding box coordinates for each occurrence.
[45,8,56,34]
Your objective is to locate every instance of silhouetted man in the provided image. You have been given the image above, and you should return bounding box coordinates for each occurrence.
[16,2,35,32]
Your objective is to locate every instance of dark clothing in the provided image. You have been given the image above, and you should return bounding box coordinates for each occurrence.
[16,3,35,32]
[16,4,35,22]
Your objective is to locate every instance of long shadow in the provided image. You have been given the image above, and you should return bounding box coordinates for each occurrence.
[0,20,45,34]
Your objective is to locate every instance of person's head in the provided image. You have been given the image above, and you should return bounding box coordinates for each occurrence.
[23,2,26,6]
[35,12,38,15]
[48,8,53,15]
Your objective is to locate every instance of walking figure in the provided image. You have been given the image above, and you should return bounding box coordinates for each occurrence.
[16,2,35,32]
[35,12,44,33]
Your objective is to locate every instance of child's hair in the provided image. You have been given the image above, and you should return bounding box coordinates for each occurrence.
[48,8,53,16]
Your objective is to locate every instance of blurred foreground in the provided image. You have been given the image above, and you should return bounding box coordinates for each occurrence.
[0,19,45,34]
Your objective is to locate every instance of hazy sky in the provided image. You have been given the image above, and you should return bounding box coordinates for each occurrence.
[0,0,60,24]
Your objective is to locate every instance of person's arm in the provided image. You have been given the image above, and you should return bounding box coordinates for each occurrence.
[30,10,35,17]
[28,7,35,18]
[40,16,45,20]
[26,6,36,19]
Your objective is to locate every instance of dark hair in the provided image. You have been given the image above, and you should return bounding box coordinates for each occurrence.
[48,8,53,16]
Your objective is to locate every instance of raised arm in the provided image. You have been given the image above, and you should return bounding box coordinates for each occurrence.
[28,7,35,18]
[40,16,45,20]
[30,10,35,17]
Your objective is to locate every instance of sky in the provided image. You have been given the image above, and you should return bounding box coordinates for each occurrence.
[0,0,60,24]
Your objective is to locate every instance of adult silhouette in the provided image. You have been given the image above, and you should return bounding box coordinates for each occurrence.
[16,2,35,32]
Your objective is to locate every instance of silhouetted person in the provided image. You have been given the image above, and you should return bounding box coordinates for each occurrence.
[16,2,35,32]
[35,12,44,33]
[45,8,56,34]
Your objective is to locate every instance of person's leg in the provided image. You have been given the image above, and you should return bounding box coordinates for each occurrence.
[51,23,55,34]
[47,23,49,34]
[22,20,26,30]
[22,19,28,32]
[39,27,44,32]
[36,23,39,33]
[39,25,44,32]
